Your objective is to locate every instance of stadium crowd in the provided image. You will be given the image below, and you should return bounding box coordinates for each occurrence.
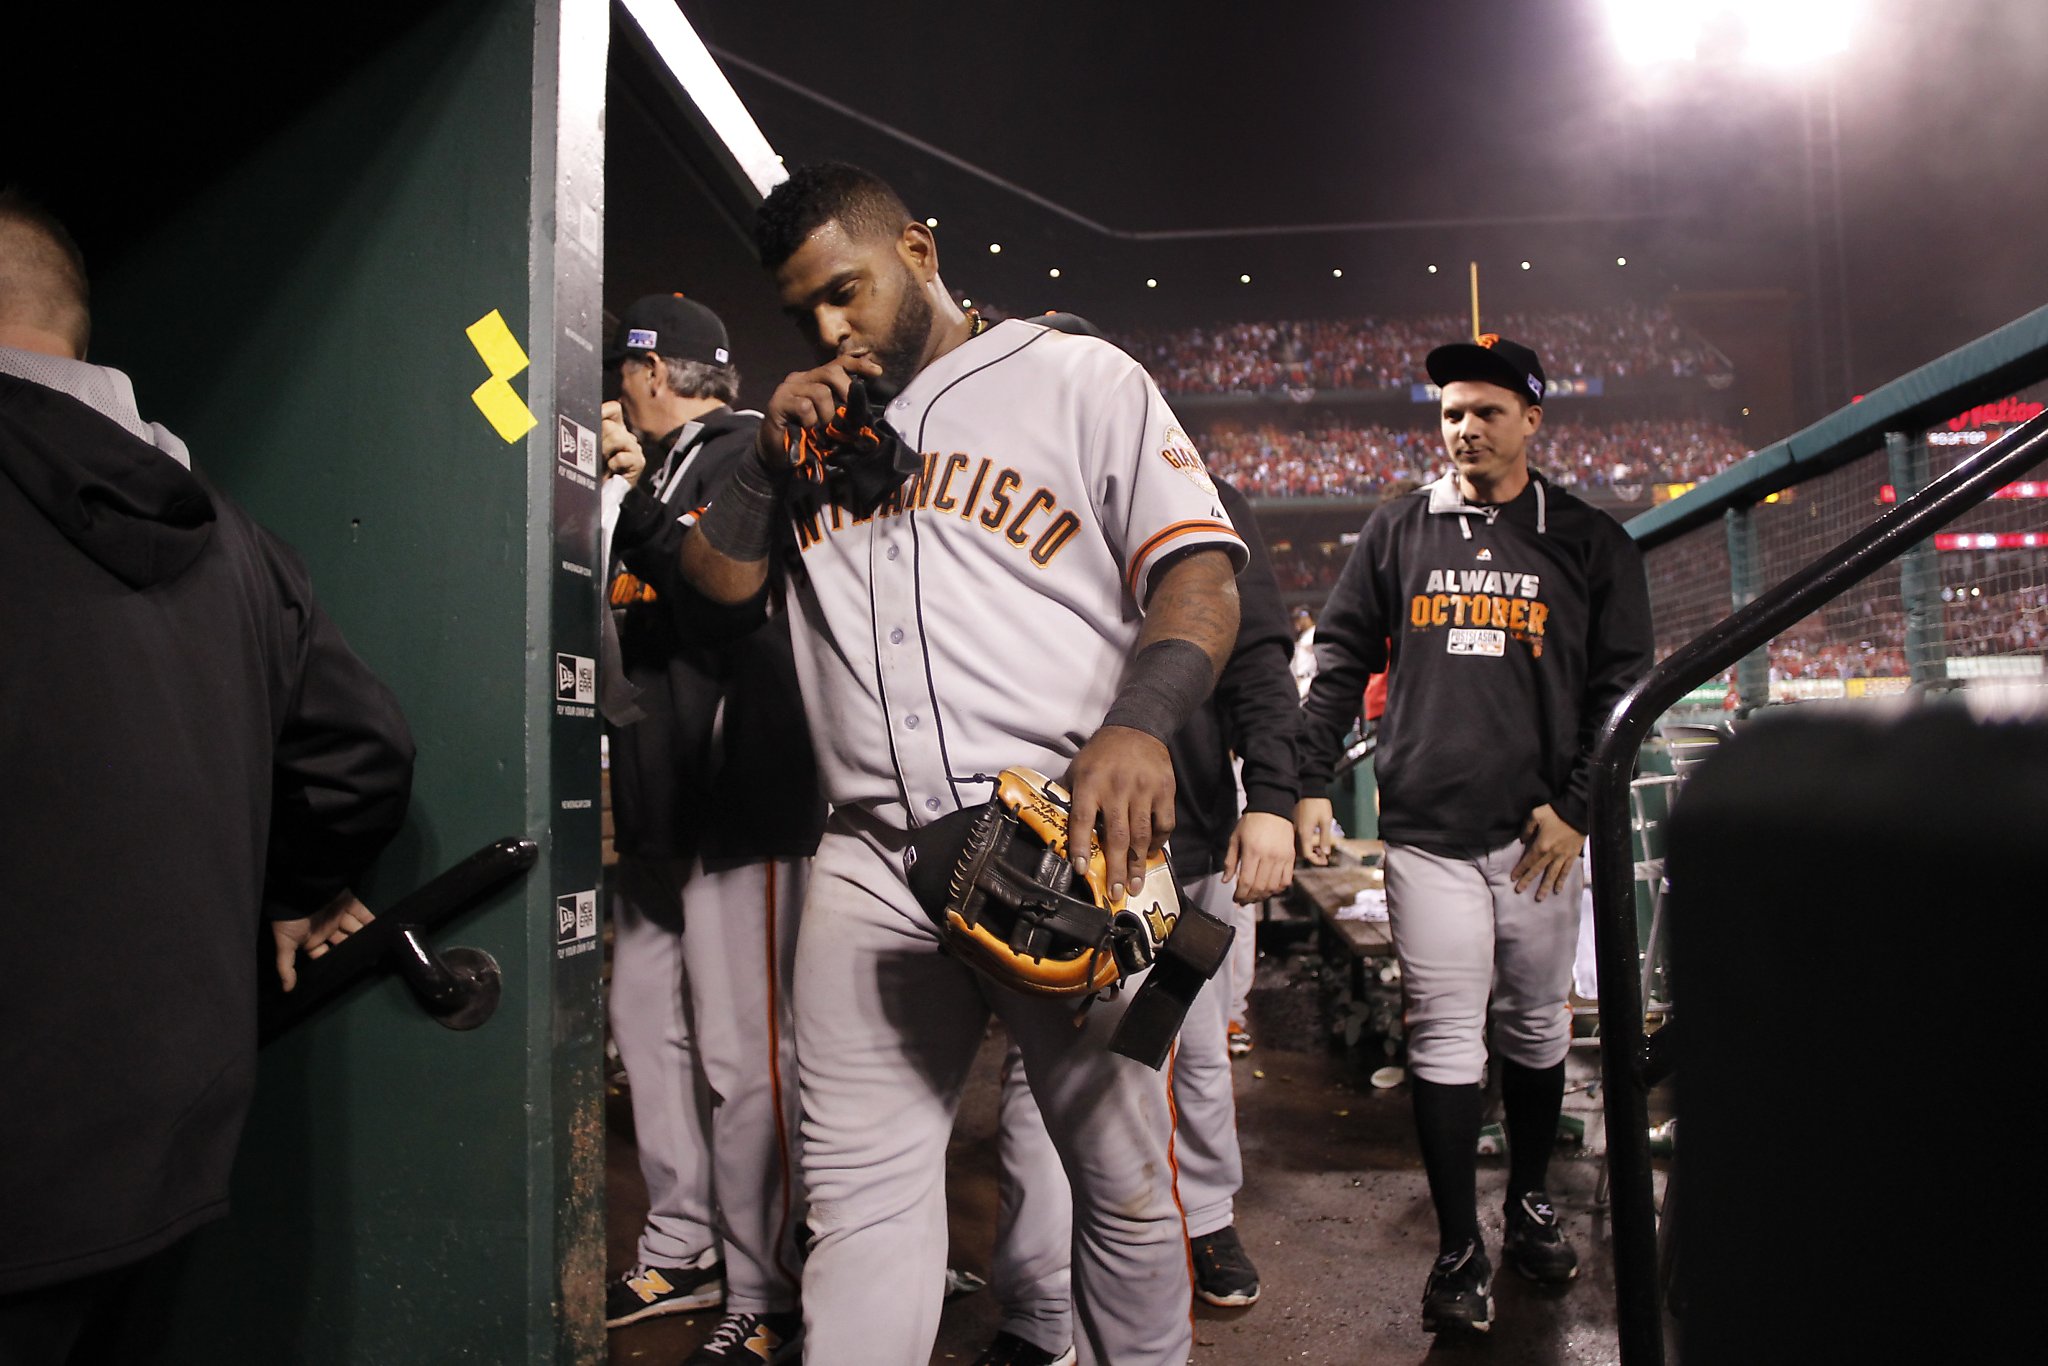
[1202,416,1751,498]
[1121,304,1729,396]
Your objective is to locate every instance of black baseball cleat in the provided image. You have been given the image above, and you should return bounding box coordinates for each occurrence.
[1421,1239,1495,1334]
[1501,1190,1580,1283]
[971,1330,1078,1366]
[604,1252,726,1327]
[1191,1224,1262,1307]
[682,1309,802,1364]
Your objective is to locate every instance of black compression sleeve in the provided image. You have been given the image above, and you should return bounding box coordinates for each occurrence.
[1104,638,1216,743]
[693,453,782,565]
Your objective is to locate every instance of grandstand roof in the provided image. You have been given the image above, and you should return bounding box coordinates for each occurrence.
[693,0,2048,399]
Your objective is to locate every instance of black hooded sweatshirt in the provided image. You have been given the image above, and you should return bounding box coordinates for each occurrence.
[1299,469,1653,852]
[0,370,414,1293]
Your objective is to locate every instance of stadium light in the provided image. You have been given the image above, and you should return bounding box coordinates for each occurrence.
[1332,268,1343,278]
[1617,256,1629,266]
[1604,0,1859,70]
[925,217,939,227]
[988,243,1002,254]
[1427,264,1439,274]
[1737,0,1855,67]
[1520,260,1532,270]
[1604,0,1702,64]
[1146,277,1158,288]
[1239,273,1251,283]
[1048,267,1061,278]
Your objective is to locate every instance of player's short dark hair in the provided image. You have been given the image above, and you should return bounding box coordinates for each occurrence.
[0,188,91,356]
[754,163,913,272]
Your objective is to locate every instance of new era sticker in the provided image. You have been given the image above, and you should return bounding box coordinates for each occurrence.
[555,890,597,947]
[713,346,730,364]
[556,415,597,476]
[555,653,596,703]
[626,327,658,350]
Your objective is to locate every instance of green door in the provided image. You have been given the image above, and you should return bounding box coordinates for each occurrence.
[79,2,611,1359]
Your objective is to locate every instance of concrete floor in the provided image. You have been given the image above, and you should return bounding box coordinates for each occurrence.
[606,944,1632,1365]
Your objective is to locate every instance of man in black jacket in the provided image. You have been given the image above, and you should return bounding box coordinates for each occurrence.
[597,295,824,1362]
[0,196,414,1362]
[1295,337,1653,1336]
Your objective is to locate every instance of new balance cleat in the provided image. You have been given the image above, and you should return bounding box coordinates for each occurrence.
[682,1310,802,1364]
[604,1251,725,1327]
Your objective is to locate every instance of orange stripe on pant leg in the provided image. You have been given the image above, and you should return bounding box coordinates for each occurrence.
[1166,1039,1197,1331]
[763,861,802,1291]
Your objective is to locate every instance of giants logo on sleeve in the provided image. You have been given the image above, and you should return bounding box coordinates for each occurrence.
[1409,568,1549,659]
[1158,426,1217,495]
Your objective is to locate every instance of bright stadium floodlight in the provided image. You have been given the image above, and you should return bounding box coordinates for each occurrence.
[1605,0,1859,69]
[1604,0,1703,64]
[1735,0,1856,68]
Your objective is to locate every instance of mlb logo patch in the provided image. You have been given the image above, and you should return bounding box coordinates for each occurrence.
[555,653,596,703]
[626,328,659,350]
[713,346,730,364]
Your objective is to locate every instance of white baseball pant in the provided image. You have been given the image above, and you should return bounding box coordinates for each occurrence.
[793,813,1193,1366]
[1382,839,1581,1086]
[609,855,808,1313]
[986,871,1245,1355]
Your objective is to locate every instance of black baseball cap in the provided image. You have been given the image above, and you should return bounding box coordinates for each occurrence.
[1426,335,1546,406]
[605,293,731,366]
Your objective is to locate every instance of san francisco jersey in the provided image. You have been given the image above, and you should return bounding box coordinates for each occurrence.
[783,318,1247,829]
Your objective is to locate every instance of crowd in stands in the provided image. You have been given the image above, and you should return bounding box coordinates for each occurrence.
[1204,416,1751,498]
[1121,304,1729,396]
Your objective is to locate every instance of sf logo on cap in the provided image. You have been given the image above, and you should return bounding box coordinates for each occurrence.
[1477,332,1500,349]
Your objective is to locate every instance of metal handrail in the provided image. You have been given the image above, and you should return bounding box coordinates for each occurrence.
[257,836,539,1045]
[1586,409,2048,1365]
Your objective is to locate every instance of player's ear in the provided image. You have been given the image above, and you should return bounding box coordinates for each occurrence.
[1524,401,1543,436]
[899,221,938,281]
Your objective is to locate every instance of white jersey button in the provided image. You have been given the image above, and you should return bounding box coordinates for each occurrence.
[925,797,941,812]
[889,627,904,644]
[905,714,921,729]
[886,544,900,561]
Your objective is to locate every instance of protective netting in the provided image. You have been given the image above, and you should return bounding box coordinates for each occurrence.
[1644,380,2048,710]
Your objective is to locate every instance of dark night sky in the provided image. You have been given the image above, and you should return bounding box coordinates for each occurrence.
[685,0,2048,398]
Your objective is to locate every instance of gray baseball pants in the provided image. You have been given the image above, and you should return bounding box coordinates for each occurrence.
[793,813,1192,1366]
[1383,838,1581,1086]
[987,870,1245,1356]
[609,855,807,1313]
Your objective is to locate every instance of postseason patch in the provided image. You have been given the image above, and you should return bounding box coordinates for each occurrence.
[1447,628,1506,657]
[626,327,659,350]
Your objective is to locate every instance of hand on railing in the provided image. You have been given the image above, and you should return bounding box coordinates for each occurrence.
[272,889,376,992]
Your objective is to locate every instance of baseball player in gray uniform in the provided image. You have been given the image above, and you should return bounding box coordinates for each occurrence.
[977,473,1299,1366]
[598,296,822,1361]
[673,163,1247,1366]
[1295,336,1653,1335]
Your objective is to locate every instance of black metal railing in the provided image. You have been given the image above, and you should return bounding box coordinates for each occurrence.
[1585,410,2048,1365]
[258,836,539,1045]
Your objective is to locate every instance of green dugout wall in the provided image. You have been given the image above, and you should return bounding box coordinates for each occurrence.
[11,1,629,1359]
